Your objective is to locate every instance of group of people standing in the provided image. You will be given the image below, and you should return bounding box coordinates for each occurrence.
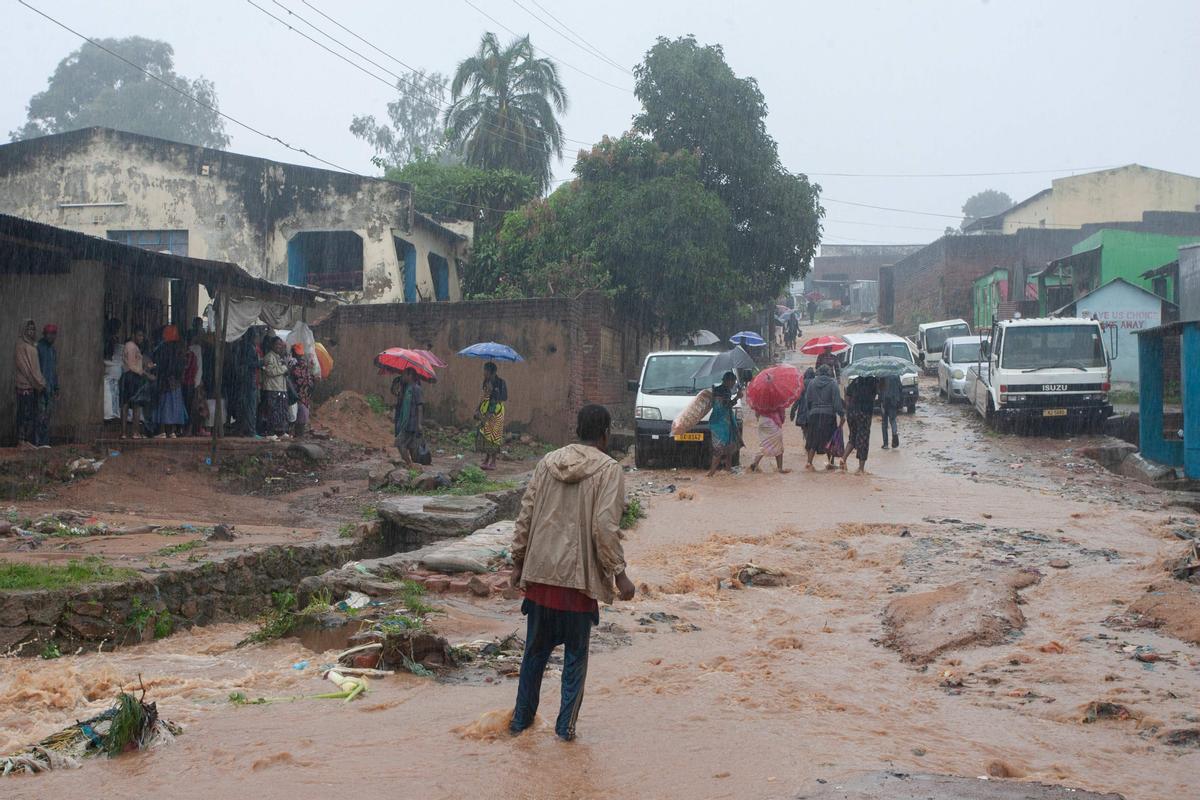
[100,320,314,442]
[13,319,57,449]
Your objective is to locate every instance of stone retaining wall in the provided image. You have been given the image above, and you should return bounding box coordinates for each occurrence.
[0,484,527,656]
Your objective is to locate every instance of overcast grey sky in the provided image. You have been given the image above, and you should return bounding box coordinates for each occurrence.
[5,0,1198,246]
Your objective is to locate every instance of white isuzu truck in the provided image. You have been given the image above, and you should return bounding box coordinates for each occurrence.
[964,317,1114,432]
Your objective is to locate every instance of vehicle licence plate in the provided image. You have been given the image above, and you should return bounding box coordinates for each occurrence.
[1043,408,1068,418]
[674,433,704,442]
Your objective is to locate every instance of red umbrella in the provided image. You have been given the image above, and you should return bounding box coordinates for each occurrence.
[746,364,804,414]
[375,348,436,380]
[800,335,849,355]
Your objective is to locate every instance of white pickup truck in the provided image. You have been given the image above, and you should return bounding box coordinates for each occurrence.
[964,317,1114,432]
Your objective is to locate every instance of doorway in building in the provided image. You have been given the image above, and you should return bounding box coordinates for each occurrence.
[394,236,418,302]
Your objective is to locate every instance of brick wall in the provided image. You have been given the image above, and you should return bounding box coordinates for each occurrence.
[892,231,1083,335]
[314,292,663,444]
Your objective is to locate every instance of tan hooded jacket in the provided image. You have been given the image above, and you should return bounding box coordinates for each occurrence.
[511,443,626,604]
[15,323,45,392]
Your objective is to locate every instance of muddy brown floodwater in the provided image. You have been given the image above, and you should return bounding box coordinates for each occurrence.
[3,322,1198,799]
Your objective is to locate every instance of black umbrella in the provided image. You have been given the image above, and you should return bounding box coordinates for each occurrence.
[691,346,757,383]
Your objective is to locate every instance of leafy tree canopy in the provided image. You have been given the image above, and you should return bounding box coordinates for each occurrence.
[961,189,1014,228]
[489,135,739,339]
[386,159,538,233]
[633,36,822,298]
[445,32,568,193]
[351,70,450,169]
[11,37,229,149]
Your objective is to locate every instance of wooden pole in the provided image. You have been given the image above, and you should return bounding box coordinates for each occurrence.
[210,289,229,466]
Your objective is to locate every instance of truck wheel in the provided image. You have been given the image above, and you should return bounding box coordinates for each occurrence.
[986,399,1004,433]
[906,401,916,414]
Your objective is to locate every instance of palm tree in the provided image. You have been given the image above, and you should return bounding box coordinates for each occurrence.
[445,33,567,193]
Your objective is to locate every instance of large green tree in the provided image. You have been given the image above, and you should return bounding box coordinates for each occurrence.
[444,33,567,193]
[351,70,450,169]
[11,37,229,148]
[492,135,739,339]
[633,36,822,300]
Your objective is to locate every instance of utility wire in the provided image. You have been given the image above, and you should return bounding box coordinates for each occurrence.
[462,0,633,94]
[512,0,633,76]
[262,0,596,155]
[529,0,633,75]
[18,0,537,220]
[16,0,355,175]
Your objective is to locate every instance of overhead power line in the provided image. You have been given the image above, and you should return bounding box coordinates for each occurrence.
[462,0,634,94]
[16,0,355,175]
[512,0,634,77]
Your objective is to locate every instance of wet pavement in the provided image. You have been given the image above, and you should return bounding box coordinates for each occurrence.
[2,321,1198,799]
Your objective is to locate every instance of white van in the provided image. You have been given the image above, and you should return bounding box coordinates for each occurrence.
[838,332,920,412]
[964,317,1114,432]
[629,351,743,469]
[916,319,972,374]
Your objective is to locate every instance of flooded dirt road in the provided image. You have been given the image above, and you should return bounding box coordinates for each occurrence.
[3,324,1198,799]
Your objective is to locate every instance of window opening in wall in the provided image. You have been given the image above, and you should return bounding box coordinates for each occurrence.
[107,229,189,256]
[394,236,417,302]
[287,231,364,292]
[429,252,450,301]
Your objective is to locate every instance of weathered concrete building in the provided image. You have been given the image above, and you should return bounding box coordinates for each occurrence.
[965,164,1200,235]
[0,127,470,303]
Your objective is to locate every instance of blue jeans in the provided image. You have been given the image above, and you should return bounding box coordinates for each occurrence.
[511,599,594,740]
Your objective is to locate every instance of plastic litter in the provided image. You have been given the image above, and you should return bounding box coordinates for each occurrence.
[292,660,309,670]
[337,591,370,611]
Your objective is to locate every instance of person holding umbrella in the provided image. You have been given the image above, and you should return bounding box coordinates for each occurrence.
[706,371,741,477]
[841,376,878,474]
[391,368,423,467]
[475,361,508,471]
[747,364,802,474]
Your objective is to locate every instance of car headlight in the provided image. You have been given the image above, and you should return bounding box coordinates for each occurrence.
[901,374,917,386]
[952,369,965,380]
[635,406,661,420]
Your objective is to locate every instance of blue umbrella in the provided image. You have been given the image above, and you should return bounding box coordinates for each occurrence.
[457,342,525,362]
[730,331,766,347]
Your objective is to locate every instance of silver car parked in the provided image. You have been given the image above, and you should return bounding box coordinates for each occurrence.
[937,335,988,403]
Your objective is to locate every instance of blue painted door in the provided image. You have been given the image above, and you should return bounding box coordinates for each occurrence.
[394,237,417,302]
[287,236,305,286]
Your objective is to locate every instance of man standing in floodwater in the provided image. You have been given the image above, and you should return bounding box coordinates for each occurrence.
[509,404,636,741]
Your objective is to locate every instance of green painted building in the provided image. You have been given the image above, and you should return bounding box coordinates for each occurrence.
[971,268,1008,330]
[1035,229,1200,315]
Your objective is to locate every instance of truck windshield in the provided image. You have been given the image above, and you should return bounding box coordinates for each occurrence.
[926,323,971,351]
[851,342,913,362]
[1000,325,1107,371]
[951,342,984,363]
[640,355,713,395]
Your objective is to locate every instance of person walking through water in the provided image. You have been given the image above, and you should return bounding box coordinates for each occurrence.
[816,345,841,377]
[475,361,507,471]
[804,364,844,471]
[879,373,901,449]
[842,376,879,474]
[14,319,46,450]
[790,367,816,447]
[706,371,741,477]
[750,404,790,474]
[508,404,635,742]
